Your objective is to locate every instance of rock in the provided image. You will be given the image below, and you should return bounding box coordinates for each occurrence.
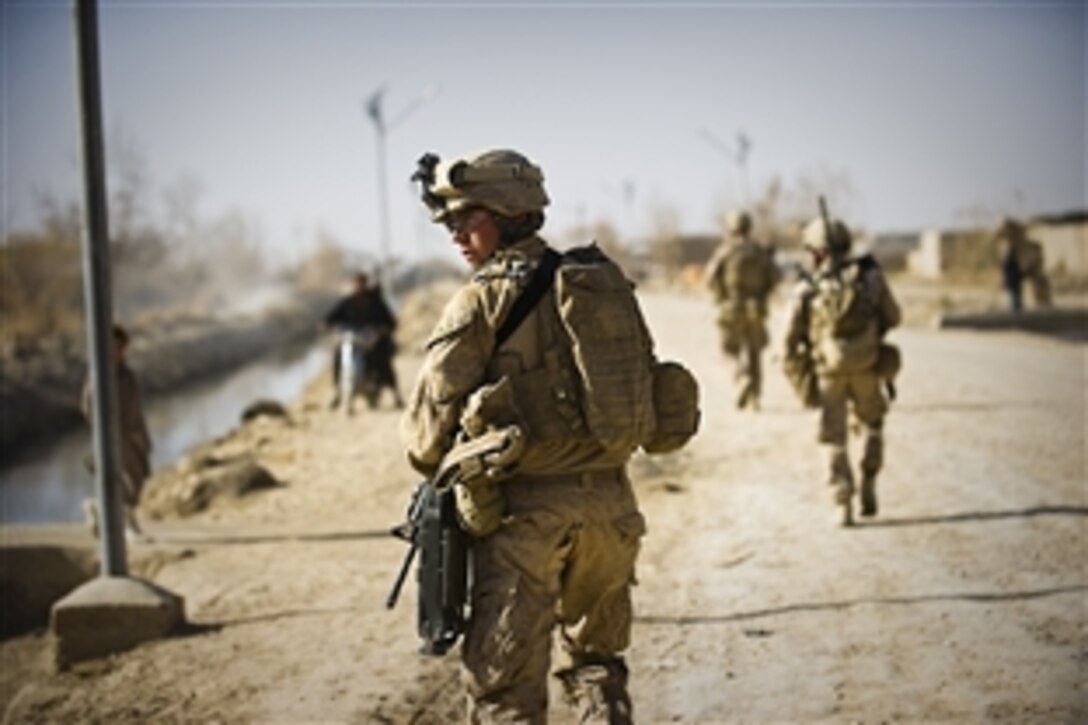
[240,399,290,423]
[142,454,282,519]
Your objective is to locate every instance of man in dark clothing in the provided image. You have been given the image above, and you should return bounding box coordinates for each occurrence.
[1001,241,1023,313]
[323,272,403,408]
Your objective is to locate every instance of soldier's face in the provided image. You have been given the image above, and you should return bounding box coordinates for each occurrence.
[446,208,500,267]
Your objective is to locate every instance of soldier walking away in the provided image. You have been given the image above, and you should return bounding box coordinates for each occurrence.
[995,217,1051,309]
[81,324,152,541]
[703,210,780,410]
[322,270,404,409]
[782,213,902,526]
[400,148,652,723]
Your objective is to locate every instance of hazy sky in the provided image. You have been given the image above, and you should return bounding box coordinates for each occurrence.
[2,1,1085,267]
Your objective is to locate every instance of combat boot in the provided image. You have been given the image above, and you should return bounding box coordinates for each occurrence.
[860,475,878,517]
[834,482,853,527]
[556,657,633,725]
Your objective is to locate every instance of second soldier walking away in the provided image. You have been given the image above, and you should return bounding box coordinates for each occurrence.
[399,148,693,723]
[782,215,902,526]
[81,323,152,540]
[703,209,780,410]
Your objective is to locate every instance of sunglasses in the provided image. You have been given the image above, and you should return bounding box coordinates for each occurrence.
[444,208,489,234]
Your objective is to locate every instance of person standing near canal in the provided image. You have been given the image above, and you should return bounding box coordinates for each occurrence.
[81,323,152,540]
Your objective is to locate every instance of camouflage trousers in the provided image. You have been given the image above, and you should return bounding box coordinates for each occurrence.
[463,468,645,724]
[817,369,887,501]
[718,312,768,410]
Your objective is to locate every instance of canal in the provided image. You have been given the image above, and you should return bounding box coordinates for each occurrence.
[0,343,328,524]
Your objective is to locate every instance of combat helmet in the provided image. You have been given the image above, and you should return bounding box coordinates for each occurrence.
[997,216,1025,239]
[802,216,853,256]
[412,148,549,222]
[725,210,752,236]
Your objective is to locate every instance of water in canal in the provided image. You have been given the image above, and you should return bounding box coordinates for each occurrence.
[0,343,329,524]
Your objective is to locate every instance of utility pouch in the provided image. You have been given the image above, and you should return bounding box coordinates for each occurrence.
[641,361,701,454]
[783,348,820,409]
[874,342,901,382]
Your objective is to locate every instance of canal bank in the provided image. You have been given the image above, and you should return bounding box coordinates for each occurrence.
[0,291,337,469]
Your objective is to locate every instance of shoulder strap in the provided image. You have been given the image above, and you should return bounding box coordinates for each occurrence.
[494,248,562,349]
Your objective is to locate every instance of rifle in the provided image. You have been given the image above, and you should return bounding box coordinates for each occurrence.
[387,479,469,656]
[386,426,524,656]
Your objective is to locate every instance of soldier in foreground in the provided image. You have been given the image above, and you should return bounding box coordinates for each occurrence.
[399,148,675,723]
[703,210,780,410]
[782,211,901,526]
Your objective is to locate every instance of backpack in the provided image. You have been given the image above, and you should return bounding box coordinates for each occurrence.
[725,242,773,300]
[500,243,700,458]
[810,256,879,339]
[808,256,882,371]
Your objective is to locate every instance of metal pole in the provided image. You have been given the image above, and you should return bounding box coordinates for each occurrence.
[73,0,127,575]
[375,124,390,284]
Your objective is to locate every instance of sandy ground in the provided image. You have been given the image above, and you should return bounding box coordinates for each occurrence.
[2,287,1086,723]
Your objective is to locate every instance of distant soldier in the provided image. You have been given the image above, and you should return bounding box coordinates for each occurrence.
[783,216,901,526]
[81,324,152,539]
[703,210,780,410]
[995,217,1051,308]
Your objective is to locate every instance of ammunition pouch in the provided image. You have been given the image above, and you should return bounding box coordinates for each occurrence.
[642,361,701,454]
[783,347,820,409]
[873,342,901,382]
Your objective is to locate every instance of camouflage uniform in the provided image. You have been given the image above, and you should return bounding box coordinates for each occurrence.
[997,218,1051,308]
[703,211,779,410]
[783,217,901,525]
[401,149,644,724]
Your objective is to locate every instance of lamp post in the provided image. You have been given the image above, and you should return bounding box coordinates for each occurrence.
[699,127,752,205]
[364,84,440,287]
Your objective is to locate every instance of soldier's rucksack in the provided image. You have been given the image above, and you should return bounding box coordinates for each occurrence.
[810,256,880,339]
[498,243,700,458]
[808,255,883,371]
[725,242,774,299]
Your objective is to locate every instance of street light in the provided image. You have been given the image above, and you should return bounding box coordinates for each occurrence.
[364,84,441,286]
[698,127,752,205]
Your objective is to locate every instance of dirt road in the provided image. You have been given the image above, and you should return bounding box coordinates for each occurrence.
[3,289,1085,723]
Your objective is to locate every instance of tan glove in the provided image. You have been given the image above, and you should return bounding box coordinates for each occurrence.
[436,425,525,538]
